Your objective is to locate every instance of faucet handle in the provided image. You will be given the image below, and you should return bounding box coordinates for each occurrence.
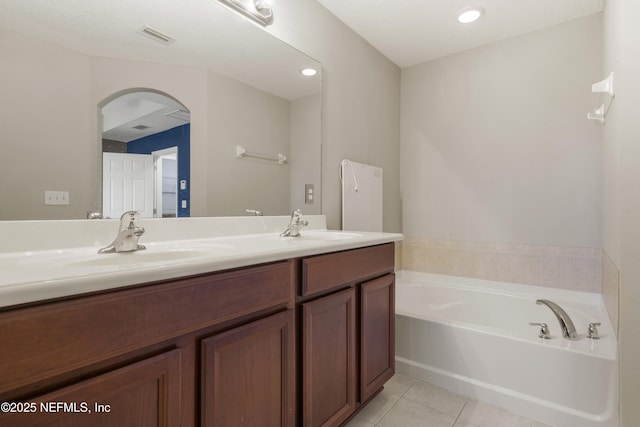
[529,322,551,339]
[119,210,140,228]
[587,322,601,339]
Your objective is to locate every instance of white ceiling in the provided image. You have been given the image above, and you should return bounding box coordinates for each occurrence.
[0,0,322,142]
[102,92,190,143]
[0,0,321,100]
[317,0,605,68]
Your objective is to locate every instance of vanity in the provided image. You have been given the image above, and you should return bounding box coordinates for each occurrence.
[0,216,401,426]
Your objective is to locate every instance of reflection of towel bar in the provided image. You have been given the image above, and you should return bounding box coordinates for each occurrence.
[236,145,287,165]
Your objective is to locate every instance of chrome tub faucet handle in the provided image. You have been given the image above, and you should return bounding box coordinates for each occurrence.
[587,322,601,339]
[529,322,551,339]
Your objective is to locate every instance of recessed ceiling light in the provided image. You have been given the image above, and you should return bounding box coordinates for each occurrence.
[301,67,318,77]
[457,7,484,24]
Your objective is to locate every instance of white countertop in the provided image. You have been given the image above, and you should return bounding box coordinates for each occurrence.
[0,216,402,309]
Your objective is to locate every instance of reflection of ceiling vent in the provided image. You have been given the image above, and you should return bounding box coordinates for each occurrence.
[138,25,175,45]
[165,109,191,121]
[132,124,151,130]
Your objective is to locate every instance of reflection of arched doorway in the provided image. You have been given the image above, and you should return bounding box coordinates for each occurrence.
[99,89,190,218]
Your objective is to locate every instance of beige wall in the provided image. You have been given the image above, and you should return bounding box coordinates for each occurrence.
[268,0,402,232]
[400,14,603,248]
[205,70,291,216]
[0,29,93,220]
[602,0,640,425]
[290,94,322,214]
[1,29,324,220]
[2,3,401,229]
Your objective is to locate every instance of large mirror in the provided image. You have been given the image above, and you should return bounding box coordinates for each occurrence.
[0,0,322,220]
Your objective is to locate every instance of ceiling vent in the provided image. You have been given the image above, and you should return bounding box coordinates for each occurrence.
[138,25,175,45]
[165,109,191,121]
[132,124,151,130]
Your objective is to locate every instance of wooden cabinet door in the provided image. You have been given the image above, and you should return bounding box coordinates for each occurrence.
[302,288,357,427]
[360,274,395,402]
[0,349,181,427]
[201,309,295,427]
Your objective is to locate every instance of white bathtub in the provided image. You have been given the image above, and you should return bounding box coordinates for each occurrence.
[395,270,618,427]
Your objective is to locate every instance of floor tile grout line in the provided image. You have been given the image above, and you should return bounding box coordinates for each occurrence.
[368,377,419,426]
[399,393,469,421]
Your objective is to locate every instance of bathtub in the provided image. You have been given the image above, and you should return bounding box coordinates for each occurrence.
[395,270,618,427]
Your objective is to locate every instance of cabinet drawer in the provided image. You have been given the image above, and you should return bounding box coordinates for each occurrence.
[0,261,294,396]
[301,243,394,297]
[0,349,181,427]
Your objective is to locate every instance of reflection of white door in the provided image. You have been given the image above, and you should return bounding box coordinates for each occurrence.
[152,147,178,218]
[102,153,154,218]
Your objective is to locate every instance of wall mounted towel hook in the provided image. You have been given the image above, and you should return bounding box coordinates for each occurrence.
[587,72,614,123]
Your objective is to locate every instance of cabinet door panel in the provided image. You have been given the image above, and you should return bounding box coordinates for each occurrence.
[201,310,295,427]
[361,274,395,402]
[0,349,181,427]
[302,288,356,427]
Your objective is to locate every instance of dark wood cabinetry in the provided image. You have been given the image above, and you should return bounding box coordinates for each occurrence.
[201,309,296,427]
[302,288,357,427]
[360,274,395,402]
[0,261,295,427]
[299,243,396,426]
[0,349,181,427]
[0,242,396,427]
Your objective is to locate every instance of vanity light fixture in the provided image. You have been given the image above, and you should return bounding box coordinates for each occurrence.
[457,7,484,24]
[216,0,274,26]
[301,67,318,77]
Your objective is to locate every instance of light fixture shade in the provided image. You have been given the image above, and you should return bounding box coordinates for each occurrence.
[216,0,274,26]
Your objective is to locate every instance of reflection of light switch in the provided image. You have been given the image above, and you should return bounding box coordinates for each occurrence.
[180,180,187,190]
[45,191,69,205]
[305,184,314,204]
[181,200,187,209]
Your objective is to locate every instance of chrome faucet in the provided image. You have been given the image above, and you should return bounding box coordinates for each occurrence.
[536,299,579,340]
[98,211,146,253]
[86,211,103,219]
[280,209,308,237]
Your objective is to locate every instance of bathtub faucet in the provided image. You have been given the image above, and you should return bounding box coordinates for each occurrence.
[536,299,579,340]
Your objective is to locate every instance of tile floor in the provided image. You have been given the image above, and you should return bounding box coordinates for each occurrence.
[344,374,553,427]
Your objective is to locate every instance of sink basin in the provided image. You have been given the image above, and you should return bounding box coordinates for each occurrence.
[69,248,224,267]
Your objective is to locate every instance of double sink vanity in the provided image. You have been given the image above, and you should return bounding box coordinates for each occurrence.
[0,215,402,426]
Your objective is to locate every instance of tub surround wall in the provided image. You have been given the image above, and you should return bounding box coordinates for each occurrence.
[402,239,602,294]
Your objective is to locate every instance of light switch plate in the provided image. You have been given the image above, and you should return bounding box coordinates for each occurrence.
[305,184,314,204]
